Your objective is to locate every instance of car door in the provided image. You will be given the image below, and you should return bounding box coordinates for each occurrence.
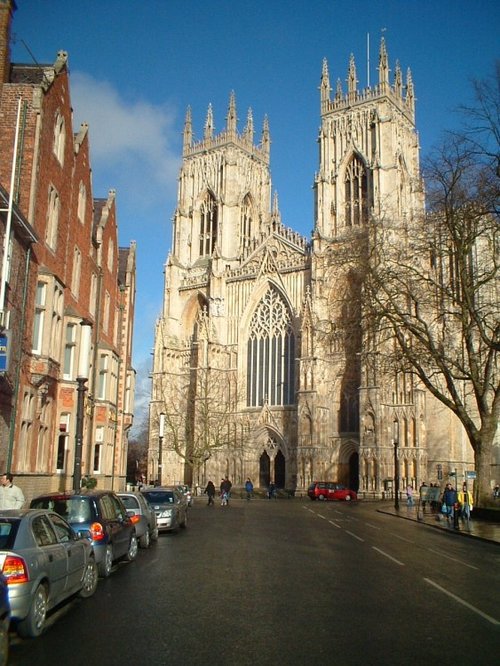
[49,513,86,593]
[107,494,132,558]
[31,514,68,602]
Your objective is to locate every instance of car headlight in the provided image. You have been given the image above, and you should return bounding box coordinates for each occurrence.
[159,509,173,518]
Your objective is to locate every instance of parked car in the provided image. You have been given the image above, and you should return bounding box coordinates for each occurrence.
[307,482,357,502]
[117,492,158,548]
[0,509,98,638]
[176,485,193,506]
[30,490,138,578]
[141,487,188,532]
[0,574,10,665]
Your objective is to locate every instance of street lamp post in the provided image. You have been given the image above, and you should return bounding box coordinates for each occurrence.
[73,321,92,492]
[158,413,165,486]
[393,439,400,510]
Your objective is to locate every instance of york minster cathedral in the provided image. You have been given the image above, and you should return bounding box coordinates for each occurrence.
[149,40,471,496]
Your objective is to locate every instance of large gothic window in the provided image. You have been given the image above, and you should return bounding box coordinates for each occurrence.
[344,156,368,226]
[247,287,295,406]
[240,194,253,250]
[199,193,218,256]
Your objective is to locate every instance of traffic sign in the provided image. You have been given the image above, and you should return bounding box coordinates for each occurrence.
[465,471,477,479]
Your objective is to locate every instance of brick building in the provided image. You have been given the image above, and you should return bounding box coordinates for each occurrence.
[0,0,136,501]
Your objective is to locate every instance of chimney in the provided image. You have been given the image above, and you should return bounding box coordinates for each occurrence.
[0,0,17,85]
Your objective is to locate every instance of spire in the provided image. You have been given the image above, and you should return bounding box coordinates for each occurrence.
[320,58,331,104]
[378,37,389,85]
[394,60,403,98]
[347,53,357,97]
[406,67,415,115]
[243,107,254,142]
[226,90,237,135]
[271,191,281,226]
[183,106,192,151]
[261,115,270,157]
[204,103,214,140]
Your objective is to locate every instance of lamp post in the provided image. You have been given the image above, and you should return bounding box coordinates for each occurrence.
[393,438,400,510]
[73,321,92,492]
[158,413,165,486]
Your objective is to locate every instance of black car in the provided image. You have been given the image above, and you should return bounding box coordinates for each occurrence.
[30,490,138,577]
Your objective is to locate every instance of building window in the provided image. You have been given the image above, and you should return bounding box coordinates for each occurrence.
[32,281,47,353]
[20,391,35,471]
[77,182,86,223]
[89,273,98,317]
[97,354,108,400]
[199,193,218,256]
[247,286,295,407]
[56,414,70,471]
[49,282,64,361]
[71,246,82,298]
[107,239,114,272]
[53,111,65,165]
[240,194,253,250]
[46,186,60,250]
[94,426,104,473]
[344,155,369,226]
[63,323,77,379]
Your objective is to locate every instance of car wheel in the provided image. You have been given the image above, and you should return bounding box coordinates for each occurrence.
[139,529,150,549]
[17,584,48,638]
[318,493,326,501]
[124,534,138,561]
[0,615,9,664]
[345,494,352,501]
[150,526,159,541]
[180,511,188,529]
[79,557,98,598]
[98,545,113,578]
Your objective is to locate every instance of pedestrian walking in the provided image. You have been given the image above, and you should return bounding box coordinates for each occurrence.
[0,473,25,509]
[457,486,473,521]
[406,485,414,508]
[245,478,254,500]
[204,480,216,506]
[268,482,276,499]
[442,483,458,522]
[220,477,232,506]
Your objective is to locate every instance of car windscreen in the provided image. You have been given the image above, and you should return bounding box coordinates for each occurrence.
[142,491,175,504]
[0,519,21,549]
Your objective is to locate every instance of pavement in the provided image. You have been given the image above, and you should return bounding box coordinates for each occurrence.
[377,500,500,545]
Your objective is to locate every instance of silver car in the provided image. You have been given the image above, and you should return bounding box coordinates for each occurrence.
[117,492,159,548]
[0,509,98,638]
[141,487,188,532]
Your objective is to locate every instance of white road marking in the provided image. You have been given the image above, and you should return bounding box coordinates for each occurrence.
[424,578,500,625]
[317,514,326,520]
[365,522,381,530]
[329,520,342,528]
[427,548,479,570]
[372,546,405,566]
[345,530,364,542]
[388,532,414,544]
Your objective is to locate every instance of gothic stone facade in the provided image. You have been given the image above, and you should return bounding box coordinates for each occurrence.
[150,41,472,495]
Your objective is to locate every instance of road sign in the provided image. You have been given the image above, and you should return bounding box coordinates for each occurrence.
[465,471,477,479]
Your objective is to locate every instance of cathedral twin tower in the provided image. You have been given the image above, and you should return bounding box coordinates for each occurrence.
[149,40,468,494]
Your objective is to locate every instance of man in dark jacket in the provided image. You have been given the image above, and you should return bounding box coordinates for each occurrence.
[442,483,458,522]
[204,480,216,506]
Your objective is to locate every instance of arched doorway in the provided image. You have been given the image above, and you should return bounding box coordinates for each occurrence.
[259,451,270,488]
[349,452,359,491]
[275,450,285,488]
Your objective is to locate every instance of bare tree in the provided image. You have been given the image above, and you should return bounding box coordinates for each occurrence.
[363,66,499,505]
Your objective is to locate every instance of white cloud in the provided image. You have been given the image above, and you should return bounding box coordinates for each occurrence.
[70,71,180,207]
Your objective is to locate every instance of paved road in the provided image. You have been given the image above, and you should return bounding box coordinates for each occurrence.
[8,499,500,665]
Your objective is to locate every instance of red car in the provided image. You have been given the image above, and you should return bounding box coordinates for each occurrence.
[308,482,357,501]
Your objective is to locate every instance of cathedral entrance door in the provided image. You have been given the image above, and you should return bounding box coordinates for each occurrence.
[275,450,285,488]
[259,451,270,488]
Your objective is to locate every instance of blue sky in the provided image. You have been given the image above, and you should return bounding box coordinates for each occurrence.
[10,1,500,429]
